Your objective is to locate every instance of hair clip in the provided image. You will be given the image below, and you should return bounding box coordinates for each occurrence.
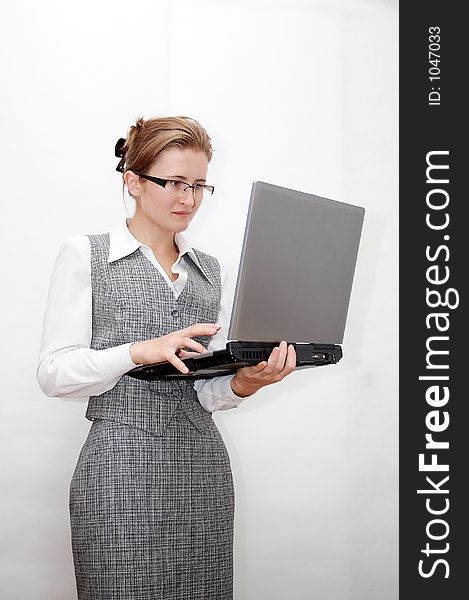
[115,138,126,172]
[115,138,126,157]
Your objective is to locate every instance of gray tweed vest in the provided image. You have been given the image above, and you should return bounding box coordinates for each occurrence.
[85,233,221,435]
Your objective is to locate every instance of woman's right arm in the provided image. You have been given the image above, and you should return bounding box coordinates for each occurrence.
[36,236,138,398]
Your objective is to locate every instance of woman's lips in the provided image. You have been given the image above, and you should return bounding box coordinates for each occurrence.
[173,211,190,216]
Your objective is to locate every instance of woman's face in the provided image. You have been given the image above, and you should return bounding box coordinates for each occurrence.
[130,147,209,235]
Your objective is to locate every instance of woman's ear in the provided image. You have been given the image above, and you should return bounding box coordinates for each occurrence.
[124,171,142,198]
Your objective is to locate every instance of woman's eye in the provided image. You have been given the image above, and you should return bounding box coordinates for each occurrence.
[169,180,184,188]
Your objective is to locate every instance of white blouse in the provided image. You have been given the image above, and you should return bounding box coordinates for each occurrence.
[36,219,246,413]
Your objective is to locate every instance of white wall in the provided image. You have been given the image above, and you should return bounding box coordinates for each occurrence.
[0,1,398,598]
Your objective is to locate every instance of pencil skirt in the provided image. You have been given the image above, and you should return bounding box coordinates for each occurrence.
[69,411,235,600]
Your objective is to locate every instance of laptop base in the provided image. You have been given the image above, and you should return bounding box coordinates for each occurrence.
[126,341,342,381]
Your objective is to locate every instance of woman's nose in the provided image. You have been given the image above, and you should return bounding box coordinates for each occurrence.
[179,188,196,206]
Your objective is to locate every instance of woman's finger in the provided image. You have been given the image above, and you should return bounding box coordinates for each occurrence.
[262,346,280,375]
[166,353,190,374]
[273,341,288,373]
[180,337,207,354]
[277,344,296,377]
[183,323,220,338]
[248,361,268,374]
[285,345,297,371]
[177,350,202,359]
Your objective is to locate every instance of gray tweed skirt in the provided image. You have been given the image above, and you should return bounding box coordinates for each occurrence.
[69,409,235,600]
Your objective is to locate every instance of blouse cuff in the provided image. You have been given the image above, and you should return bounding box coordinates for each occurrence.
[194,374,248,413]
[98,342,142,382]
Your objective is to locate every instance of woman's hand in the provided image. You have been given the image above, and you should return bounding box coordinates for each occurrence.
[129,323,220,374]
[230,341,297,398]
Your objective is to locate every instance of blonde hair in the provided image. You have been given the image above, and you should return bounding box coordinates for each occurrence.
[116,115,213,176]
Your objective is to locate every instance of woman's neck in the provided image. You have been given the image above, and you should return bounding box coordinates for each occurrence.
[127,216,178,258]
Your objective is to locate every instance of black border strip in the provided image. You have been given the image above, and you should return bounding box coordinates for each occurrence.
[400,3,467,597]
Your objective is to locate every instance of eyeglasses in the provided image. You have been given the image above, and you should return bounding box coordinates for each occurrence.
[134,173,215,201]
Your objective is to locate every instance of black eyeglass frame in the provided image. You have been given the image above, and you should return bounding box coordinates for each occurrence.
[132,172,215,197]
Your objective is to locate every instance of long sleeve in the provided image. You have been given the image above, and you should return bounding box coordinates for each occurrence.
[36,236,138,398]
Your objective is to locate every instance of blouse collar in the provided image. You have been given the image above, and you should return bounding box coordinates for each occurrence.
[108,219,200,268]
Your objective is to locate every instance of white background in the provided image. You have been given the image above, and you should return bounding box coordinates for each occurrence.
[0,0,398,598]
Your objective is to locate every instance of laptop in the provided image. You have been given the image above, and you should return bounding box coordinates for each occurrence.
[126,181,365,380]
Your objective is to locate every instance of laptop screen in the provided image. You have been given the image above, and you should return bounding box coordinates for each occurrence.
[228,181,365,344]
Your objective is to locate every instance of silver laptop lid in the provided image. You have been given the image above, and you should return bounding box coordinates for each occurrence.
[228,181,365,344]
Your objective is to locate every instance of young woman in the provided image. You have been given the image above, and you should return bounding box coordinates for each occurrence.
[37,116,296,600]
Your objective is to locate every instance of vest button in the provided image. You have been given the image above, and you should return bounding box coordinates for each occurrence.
[171,389,180,397]
[171,309,179,317]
